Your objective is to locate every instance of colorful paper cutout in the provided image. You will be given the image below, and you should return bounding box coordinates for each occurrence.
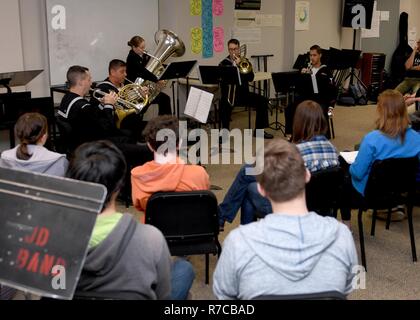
[213,27,224,53]
[202,0,213,58]
[191,27,203,54]
[213,0,224,16]
[190,0,201,16]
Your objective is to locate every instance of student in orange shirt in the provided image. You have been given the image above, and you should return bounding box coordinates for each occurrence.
[131,115,210,212]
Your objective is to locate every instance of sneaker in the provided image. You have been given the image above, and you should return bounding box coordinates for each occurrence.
[375,209,406,222]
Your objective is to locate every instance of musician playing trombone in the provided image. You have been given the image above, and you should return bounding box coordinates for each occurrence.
[218,39,273,139]
[126,35,172,116]
[58,65,152,167]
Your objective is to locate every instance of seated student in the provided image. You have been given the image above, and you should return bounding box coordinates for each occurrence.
[67,140,194,300]
[218,100,339,228]
[0,113,68,176]
[213,139,358,300]
[395,39,420,96]
[131,115,210,212]
[340,90,420,225]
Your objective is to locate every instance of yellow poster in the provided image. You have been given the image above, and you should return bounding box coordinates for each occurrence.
[191,27,203,54]
[190,0,201,16]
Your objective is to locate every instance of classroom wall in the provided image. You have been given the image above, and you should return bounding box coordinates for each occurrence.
[1,0,417,98]
[159,0,287,75]
[294,0,343,58]
[361,0,401,70]
[0,0,25,93]
[19,0,50,97]
[400,0,420,46]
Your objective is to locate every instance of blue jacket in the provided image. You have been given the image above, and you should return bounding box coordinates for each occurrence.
[350,128,420,195]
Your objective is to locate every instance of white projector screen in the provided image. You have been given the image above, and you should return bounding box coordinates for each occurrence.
[46,0,159,85]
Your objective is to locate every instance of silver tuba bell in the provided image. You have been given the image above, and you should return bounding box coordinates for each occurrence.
[135,30,185,109]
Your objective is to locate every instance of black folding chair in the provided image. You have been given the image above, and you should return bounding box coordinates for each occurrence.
[357,157,419,271]
[306,166,344,218]
[145,191,222,284]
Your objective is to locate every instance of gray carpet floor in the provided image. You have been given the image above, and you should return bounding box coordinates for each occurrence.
[120,102,420,300]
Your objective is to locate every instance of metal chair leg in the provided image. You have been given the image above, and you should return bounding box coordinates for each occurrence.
[386,207,392,230]
[407,204,418,262]
[358,209,367,271]
[370,209,377,236]
[205,253,209,284]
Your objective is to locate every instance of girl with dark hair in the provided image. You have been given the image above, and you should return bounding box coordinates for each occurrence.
[218,101,339,228]
[0,112,68,176]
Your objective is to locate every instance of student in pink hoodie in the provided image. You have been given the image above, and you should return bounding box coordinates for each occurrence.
[131,115,210,212]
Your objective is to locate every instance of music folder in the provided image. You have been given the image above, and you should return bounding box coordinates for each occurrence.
[198,65,242,86]
[158,60,197,80]
[0,167,106,300]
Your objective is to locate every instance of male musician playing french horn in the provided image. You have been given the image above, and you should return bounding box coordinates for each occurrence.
[58,65,152,166]
[219,39,273,139]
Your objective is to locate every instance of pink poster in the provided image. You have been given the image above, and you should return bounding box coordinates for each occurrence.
[213,0,224,16]
[213,27,224,53]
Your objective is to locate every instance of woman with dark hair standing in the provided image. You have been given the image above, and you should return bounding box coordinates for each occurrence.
[126,35,172,115]
[0,112,68,176]
[218,100,339,228]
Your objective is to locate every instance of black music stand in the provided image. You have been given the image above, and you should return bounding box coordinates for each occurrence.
[0,167,106,300]
[271,72,300,136]
[199,65,241,125]
[0,70,43,94]
[198,65,241,155]
[159,61,197,118]
[341,49,365,88]
[293,54,309,70]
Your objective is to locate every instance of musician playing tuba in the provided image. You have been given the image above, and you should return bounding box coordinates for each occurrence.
[126,36,172,116]
[219,38,273,139]
[90,59,149,139]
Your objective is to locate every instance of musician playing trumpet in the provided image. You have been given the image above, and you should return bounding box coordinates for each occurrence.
[219,39,273,139]
[285,45,336,139]
[126,36,172,115]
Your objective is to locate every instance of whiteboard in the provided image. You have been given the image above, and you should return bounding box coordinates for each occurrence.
[46,0,159,85]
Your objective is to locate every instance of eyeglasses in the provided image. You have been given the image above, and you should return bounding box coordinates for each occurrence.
[228,47,240,51]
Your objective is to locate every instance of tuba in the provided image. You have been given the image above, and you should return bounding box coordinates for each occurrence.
[136,30,185,105]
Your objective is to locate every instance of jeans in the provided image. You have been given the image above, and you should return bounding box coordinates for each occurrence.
[170,258,195,300]
[219,164,272,226]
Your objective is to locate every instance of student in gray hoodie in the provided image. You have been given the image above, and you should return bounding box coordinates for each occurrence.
[67,140,195,300]
[213,139,358,300]
[0,113,68,176]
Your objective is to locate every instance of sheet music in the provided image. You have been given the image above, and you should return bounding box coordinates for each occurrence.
[184,86,214,123]
[340,151,358,164]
